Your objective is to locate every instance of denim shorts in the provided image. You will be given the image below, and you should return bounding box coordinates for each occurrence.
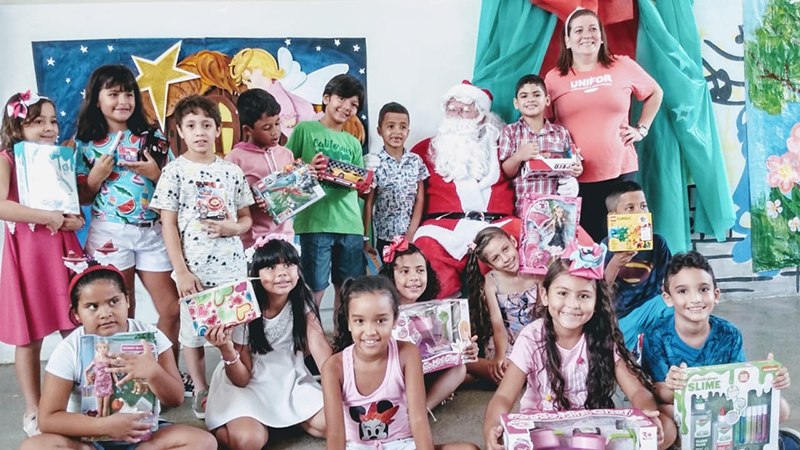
[299,233,365,292]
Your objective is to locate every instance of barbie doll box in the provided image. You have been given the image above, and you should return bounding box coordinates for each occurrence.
[607,213,653,252]
[182,279,260,336]
[675,360,782,450]
[79,332,158,442]
[14,141,80,214]
[519,194,582,275]
[252,159,326,224]
[392,299,471,374]
[501,409,658,450]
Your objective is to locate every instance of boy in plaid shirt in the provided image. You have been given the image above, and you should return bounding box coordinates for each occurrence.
[499,75,583,215]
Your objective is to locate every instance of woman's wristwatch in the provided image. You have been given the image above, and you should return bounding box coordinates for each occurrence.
[636,124,649,138]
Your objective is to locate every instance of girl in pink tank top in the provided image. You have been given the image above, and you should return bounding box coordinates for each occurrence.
[322,276,478,450]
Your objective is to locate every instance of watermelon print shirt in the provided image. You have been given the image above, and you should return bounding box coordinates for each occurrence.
[76,130,171,223]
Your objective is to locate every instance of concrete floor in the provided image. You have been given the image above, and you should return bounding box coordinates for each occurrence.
[2,296,799,450]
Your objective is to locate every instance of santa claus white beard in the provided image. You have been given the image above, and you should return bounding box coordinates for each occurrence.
[430,117,499,182]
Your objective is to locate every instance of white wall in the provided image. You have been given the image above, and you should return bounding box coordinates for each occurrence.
[0,0,482,363]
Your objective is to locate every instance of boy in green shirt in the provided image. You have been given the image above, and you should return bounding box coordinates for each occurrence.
[286,74,366,313]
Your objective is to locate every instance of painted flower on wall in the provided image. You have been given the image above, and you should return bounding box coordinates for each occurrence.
[766,199,783,218]
[786,123,800,154]
[789,217,800,232]
[766,152,799,195]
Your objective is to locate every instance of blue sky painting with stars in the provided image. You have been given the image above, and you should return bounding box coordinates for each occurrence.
[32,37,368,144]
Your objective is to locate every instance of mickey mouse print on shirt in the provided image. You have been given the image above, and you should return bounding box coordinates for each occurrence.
[349,400,400,441]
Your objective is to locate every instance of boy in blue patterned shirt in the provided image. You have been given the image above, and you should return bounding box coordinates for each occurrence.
[363,102,429,258]
[643,251,792,449]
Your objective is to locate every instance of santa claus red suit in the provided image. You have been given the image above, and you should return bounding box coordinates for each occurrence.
[411,81,518,298]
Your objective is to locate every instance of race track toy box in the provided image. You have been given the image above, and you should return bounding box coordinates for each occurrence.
[675,360,782,450]
[392,299,471,374]
[252,160,325,224]
[501,409,658,450]
[607,213,653,252]
[80,332,158,442]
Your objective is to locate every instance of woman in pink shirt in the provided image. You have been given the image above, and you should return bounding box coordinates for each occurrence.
[545,8,663,242]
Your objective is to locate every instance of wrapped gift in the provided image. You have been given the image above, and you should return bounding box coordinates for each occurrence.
[195,181,227,220]
[675,360,782,450]
[501,409,658,450]
[607,213,653,252]
[80,332,158,443]
[392,299,471,374]
[252,160,325,224]
[14,141,80,214]
[183,280,260,336]
[318,155,374,193]
[519,194,581,274]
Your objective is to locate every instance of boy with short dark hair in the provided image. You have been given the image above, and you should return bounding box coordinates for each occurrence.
[603,180,672,350]
[499,74,583,214]
[151,95,254,419]
[643,251,793,449]
[285,74,366,310]
[363,102,429,258]
[225,88,294,247]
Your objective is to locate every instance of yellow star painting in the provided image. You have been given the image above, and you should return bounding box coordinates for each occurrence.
[131,41,200,129]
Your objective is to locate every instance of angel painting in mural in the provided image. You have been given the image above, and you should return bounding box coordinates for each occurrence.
[229,47,349,137]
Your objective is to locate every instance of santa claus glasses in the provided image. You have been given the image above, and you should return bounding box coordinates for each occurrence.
[445,101,478,118]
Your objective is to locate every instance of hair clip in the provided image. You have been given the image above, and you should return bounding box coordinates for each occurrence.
[92,240,119,266]
[563,240,607,280]
[246,233,301,262]
[467,241,477,252]
[382,236,409,263]
[63,251,90,274]
[6,90,47,120]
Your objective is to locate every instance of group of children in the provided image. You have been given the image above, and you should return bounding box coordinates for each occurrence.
[0,63,794,450]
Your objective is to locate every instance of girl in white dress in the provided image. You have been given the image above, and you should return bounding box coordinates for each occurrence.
[204,236,332,450]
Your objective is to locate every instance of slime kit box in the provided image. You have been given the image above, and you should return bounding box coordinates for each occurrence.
[182,280,260,336]
[14,141,80,214]
[392,299,471,374]
[251,160,325,224]
[607,213,653,252]
[501,409,658,450]
[80,332,158,442]
[675,360,782,450]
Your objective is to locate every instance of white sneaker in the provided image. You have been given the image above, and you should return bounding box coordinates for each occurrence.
[23,411,40,437]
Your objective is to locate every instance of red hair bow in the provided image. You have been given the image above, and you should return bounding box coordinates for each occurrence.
[382,236,409,263]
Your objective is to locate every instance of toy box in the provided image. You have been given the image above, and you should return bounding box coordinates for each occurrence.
[607,214,653,252]
[80,332,158,442]
[318,155,374,193]
[519,194,582,274]
[525,144,576,177]
[14,141,80,214]
[501,409,658,450]
[364,249,382,275]
[182,280,260,336]
[195,180,227,220]
[392,299,471,374]
[675,360,782,450]
[251,160,325,224]
[138,130,170,168]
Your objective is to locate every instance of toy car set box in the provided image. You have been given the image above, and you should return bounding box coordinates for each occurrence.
[317,155,374,193]
[252,159,325,224]
[391,299,471,374]
[675,360,783,450]
[501,409,658,450]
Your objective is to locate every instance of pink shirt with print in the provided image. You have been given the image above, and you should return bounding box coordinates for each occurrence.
[225,142,295,248]
[508,318,620,412]
[545,56,657,183]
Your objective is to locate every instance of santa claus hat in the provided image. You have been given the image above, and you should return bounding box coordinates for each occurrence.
[443,80,493,114]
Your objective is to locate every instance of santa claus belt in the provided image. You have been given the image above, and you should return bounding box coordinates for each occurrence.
[423,212,504,223]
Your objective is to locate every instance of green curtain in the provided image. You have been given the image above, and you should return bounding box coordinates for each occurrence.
[633,0,735,251]
[472,0,557,124]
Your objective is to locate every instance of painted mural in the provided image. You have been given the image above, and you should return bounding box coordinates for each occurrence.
[743,0,800,272]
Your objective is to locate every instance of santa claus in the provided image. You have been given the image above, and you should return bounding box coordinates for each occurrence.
[411,81,517,298]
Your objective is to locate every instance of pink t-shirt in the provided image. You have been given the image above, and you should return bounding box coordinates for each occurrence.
[225,142,295,248]
[545,56,657,183]
[508,318,620,412]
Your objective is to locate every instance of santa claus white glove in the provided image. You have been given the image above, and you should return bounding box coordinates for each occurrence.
[365,152,380,171]
[557,176,579,197]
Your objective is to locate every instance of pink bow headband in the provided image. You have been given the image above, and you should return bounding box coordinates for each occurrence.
[562,240,607,280]
[6,90,47,120]
[248,233,302,260]
[382,236,410,263]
